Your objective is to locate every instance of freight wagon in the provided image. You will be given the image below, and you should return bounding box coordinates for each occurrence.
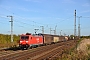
[19,33,68,49]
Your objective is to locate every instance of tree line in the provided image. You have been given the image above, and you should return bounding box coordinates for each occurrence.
[0,34,20,44]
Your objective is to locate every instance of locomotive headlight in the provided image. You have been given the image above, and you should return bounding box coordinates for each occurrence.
[26,41,28,43]
[20,41,22,43]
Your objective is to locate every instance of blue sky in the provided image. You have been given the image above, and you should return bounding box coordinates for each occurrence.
[0,0,90,36]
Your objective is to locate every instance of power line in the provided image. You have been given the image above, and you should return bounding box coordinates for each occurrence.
[55,15,74,25]
[0,15,41,33]
[14,20,34,26]
[81,27,90,29]
[13,16,45,28]
[1,6,87,36]
[0,15,29,28]
[0,6,46,27]
[0,16,8,19]
[0,6,75,29]
[82,17,90,18]
[0,6,14,15]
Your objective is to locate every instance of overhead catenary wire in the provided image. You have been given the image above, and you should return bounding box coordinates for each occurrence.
[54,15,74,25]
[0,15,40,28]
[0,6,46,27]
[0,6,75,28]
[0,6,84,35]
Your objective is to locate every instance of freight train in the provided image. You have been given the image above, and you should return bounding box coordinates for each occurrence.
[19,33,69,49]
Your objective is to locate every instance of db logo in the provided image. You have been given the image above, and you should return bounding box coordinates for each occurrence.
[36,38,39,43]
[36,38,39,40]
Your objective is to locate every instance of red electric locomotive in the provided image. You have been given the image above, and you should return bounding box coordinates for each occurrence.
[19,33,68,49]
[19,33,43,49]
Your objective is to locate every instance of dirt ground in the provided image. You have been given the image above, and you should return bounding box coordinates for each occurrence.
[77,38,90,56]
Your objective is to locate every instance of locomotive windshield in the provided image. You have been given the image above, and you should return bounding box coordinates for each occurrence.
[21,36,29,40]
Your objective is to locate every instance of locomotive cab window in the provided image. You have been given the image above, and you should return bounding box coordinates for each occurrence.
[31,37,32,39]
[21,36,29,40]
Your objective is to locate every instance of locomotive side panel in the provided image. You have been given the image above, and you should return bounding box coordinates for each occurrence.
[30,36,43,45]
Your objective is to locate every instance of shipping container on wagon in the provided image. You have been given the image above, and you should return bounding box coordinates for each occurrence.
[59,36,65,42]
[53,37,59,42]
[52,35,59,43]
[42,34,53,44]
[64,36,69,41]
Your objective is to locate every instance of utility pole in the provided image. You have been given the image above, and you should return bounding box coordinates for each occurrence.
[54,30,55,35]
[74,10,76,38]
[50,28,51,34]
[7,16,13,42]
[51,30,55,35]
[60,30,62,36]
[40,26,44,34]
[55,25,57,35]
[52,30,55,35]
[77,16,82,39]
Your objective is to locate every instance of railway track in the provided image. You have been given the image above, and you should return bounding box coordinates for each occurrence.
[31,40,76,60]
[0,40,77,60]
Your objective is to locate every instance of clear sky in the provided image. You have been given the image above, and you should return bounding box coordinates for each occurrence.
[0,0,90,36]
